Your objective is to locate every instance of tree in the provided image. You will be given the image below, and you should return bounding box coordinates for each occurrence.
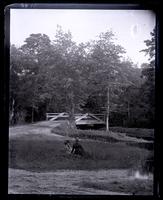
[10,45,24,124]
[140,28,155,67]
[83,31,141,130]
[19,33,56,122]
[10,34,56,123]
[46,26,88,127]
[10,26,148,128]
[137,28,155,128]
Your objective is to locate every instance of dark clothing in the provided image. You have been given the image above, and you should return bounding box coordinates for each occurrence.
[71,142,85,156]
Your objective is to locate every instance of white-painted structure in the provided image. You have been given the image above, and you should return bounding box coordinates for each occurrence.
[46,112,105,128]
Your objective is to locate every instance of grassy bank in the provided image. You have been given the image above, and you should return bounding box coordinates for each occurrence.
[52,126,119,142]
[51,123,154,151]
[9,134,152,172]
[110,127,154,141]
[51,121,154,141]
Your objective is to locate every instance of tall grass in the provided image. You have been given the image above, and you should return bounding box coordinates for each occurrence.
[9,135,151,172]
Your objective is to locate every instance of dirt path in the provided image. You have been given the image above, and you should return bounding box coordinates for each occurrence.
[9,121,66,140]
[9,168,133,195]
[9,121,152,144]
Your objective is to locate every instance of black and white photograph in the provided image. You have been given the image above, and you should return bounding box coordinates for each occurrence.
[8,5,156,195]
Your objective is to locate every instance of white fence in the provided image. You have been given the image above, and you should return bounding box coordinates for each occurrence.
[46,112,105,121]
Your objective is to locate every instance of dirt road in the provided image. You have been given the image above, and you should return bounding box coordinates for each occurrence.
[9,121,65,140]
[9,121,152,143]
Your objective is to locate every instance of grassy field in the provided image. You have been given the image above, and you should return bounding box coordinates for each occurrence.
[9,122,154,195]
[79,178,153,195]
[51,122,154,152]
[9,133,152,172]
[9,168,153,195]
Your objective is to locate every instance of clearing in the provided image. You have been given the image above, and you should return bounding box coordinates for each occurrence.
[9,121,153,195]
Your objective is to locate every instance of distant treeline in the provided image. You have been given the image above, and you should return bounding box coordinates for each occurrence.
[10,26,155,128]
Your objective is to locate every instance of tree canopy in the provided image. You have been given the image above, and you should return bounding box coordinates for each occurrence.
[10,26,155,128]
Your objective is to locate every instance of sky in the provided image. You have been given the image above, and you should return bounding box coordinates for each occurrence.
[10,9,156,67]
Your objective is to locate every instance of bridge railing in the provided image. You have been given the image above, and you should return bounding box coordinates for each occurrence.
[46,113,106,121]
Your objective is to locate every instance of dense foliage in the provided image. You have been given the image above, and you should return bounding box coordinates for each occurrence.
[9,26,155,128]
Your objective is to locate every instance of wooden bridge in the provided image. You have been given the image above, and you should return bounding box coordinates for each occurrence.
[46,112,105,121]
[46,112,106,129]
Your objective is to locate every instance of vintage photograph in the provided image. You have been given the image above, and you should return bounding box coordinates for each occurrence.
[8,7,155,195]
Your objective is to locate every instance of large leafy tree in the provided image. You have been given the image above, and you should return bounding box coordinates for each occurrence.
[10,34,55,123]
[10,45,25,124]
[83,31,142,128]
[139,28,155,128]
[83,31,125,112]
[140,28,155,67]
[117,28,155,128]
[47,26,88,127]
[20,33,55,122]
[10,26,149,128]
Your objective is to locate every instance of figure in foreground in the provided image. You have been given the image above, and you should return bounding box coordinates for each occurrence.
[71,138,85,156]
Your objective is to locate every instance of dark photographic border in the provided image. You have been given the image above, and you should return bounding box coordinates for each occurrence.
[1,1,161,200]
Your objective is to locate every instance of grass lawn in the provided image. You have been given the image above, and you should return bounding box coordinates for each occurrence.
[9,133,152,172]
[51,121,154,142]
[79,178,153,195]
[9,122,154,195]
[110,127,154,141]
[51,122,154,152]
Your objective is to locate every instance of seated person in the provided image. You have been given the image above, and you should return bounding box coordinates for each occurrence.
[71,138,85,156]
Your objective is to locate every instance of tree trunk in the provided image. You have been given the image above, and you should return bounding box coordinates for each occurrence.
[106,86,110,132]
[10,98,15,125]
[66,78,76,131]
[69,92,76,129]
[31,105,34,123]
[127,101,130,121]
